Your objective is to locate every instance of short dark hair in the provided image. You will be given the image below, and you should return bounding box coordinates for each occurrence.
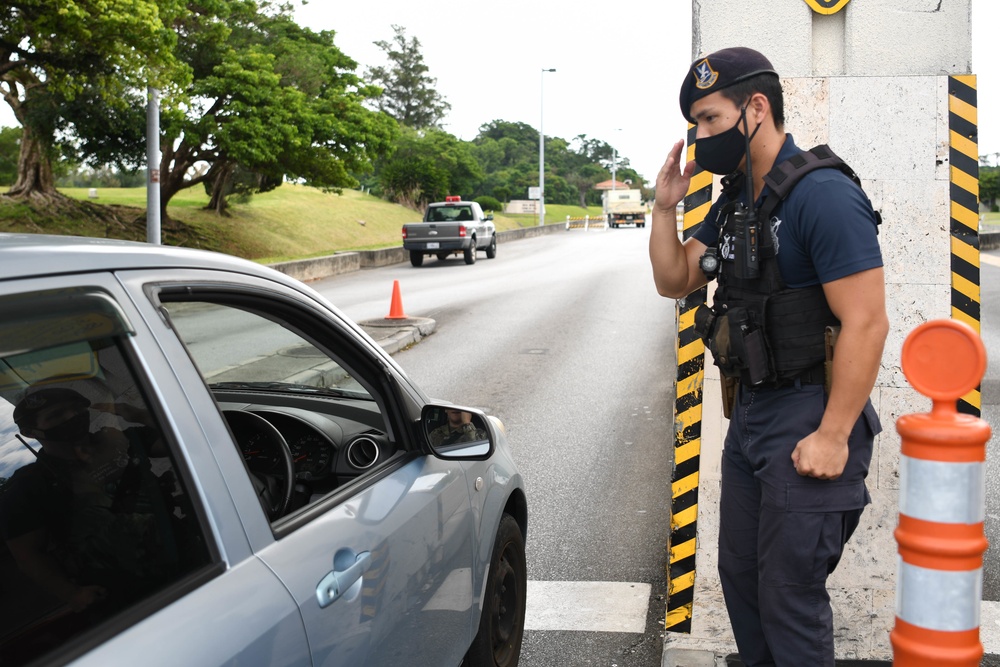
[720,73,785,128]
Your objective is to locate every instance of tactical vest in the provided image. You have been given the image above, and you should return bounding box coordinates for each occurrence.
[694,145,879,387]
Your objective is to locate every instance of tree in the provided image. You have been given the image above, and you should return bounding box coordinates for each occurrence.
[0,126,21,186]
[0,0,186,201]
[157,3,397,218]
[366,25,450,129]
[565,164,605,208]
[378,126,482,209]
[980,166,999,213]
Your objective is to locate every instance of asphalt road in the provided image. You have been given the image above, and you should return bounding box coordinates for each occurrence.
[978,252,1000,600]
[313,229,1000,665]
[314,225,677,667]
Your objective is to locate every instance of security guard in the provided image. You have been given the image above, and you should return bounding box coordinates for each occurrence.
[649,47,888,666]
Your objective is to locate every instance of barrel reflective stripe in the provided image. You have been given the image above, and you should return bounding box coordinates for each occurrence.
[898,456,985,524]
[896,558,982,631]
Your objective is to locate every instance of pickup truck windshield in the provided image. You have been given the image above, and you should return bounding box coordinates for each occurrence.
[427,206,473,222]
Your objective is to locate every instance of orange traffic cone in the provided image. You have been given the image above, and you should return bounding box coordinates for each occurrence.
[386,280,408,319]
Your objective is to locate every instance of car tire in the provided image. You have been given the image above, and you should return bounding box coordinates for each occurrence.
[410,251,424,267]
[437,252,450,261]
[486,235,497,259]
[464,239,477,265]
[464,514,526,667]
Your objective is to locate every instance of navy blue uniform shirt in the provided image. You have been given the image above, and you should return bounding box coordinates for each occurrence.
[693,134,883,287]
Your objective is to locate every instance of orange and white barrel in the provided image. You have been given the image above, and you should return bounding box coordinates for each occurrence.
[891,319,992,666]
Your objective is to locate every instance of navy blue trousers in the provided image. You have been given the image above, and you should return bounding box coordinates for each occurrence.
[718,383,880,667]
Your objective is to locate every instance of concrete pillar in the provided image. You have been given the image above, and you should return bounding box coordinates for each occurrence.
[669,0,976,662]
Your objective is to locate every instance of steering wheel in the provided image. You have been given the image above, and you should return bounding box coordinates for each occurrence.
[223,411,295,520]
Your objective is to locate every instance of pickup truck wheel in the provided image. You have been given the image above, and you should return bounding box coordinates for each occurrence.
[409,251,424,267]
[464,239,477,265]
[486,235,497,259]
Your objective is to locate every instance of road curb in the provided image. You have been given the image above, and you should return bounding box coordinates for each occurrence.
[358,316,436,355]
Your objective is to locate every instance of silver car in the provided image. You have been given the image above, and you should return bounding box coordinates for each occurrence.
[0,233,527,667]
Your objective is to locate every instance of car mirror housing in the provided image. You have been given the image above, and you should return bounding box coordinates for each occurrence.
[422,404,493,460]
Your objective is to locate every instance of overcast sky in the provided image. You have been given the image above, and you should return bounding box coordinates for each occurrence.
[294,0,998,184]
[1,1,996,183]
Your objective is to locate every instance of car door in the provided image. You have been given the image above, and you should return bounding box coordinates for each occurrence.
[473,203,489,245]
[126,270,478,667]
[0,275,308,667]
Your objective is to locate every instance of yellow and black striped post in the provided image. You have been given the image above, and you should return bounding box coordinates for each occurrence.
[666,125,713,633]
[948,75,981,417]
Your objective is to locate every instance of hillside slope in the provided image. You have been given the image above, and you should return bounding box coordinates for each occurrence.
[0,184,603,262]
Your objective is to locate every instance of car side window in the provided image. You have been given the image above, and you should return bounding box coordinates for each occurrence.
[157,296,399,525]
[0,296,213,667]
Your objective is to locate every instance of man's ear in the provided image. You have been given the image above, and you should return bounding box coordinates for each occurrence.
[749,92,770,126]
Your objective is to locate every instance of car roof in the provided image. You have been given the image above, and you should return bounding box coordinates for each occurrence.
[0,232,295,285]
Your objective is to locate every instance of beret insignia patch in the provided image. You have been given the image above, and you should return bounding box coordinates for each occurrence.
[693,59,718,90]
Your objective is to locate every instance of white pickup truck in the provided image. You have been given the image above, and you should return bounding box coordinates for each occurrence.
[402,197,498,267]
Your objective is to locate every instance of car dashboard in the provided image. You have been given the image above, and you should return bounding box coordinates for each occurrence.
[215,390,396,514]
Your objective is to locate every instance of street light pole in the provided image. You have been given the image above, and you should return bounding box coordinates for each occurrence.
[539,68,556,226]
[611,128,622,196]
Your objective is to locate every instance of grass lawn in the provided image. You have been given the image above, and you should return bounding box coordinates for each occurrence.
[7,184,551,263]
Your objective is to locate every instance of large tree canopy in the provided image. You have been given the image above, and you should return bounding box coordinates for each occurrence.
[0,0,187,200]
[157,3,397,218]
[366,25,450,129]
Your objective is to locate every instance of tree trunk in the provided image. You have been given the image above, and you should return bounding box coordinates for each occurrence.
[6,125,59,200]
[206,162,234,215]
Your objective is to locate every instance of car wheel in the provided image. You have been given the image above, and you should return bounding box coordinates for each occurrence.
[437,252,450,261]
[464,514,525,667]
[410,251,424,267]
[464,239,477,265]
[486,235,497,259]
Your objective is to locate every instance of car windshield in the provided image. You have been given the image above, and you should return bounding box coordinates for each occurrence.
[161,301,372,400]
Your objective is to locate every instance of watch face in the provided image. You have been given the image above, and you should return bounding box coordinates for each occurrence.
[700,252,719,274]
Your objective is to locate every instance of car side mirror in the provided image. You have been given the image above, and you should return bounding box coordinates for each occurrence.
[421,404,493,460]
[485,214,494,221]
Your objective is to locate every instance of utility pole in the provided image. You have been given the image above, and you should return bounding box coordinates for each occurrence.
[539,68,556,226]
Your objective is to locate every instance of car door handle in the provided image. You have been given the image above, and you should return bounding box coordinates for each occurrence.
[315,551,371,609]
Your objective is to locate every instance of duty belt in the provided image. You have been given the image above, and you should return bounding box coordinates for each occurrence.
[744,363,825,390]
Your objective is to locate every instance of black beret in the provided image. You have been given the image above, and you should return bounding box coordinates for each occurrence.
[13,386,90,427]
[679,47,778,123]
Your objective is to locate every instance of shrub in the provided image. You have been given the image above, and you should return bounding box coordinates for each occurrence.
[474,195,502,212]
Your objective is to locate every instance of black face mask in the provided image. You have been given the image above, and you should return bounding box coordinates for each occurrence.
[29,410,90,445]
[695,106,761,175]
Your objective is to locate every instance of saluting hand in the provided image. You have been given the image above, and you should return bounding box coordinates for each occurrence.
[654,140,697,215]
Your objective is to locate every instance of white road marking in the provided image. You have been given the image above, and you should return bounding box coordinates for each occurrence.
[525,580,651,633]
[980,600,1000,653]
